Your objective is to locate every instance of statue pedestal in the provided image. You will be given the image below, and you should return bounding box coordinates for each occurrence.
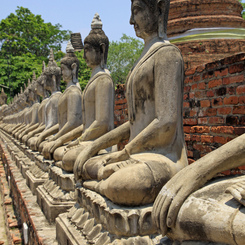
[56,187,163,245]
[36,166,76,223]
[25,156,50,195]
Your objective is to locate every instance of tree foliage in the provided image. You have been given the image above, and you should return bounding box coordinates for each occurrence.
[107,34,143,84]
[0,53,43,99]
[239,0,245,19]
[0,7,70,100]
[0,6,70,58]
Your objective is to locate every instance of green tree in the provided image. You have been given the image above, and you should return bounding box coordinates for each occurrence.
[0,53,43,98]
[239,0,245,19]
[107,34,143,84]
[0,7,71,100]
[0,6,70,58]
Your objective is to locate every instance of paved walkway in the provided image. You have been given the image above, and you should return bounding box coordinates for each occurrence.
[0,189,8,244]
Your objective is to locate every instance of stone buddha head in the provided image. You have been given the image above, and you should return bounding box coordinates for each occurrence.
[130,0,170,40]
[83,13,109,69]
[60,42,80,84]
[44,49,61,92]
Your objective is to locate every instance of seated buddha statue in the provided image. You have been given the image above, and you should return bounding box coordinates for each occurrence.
[21,62,49,144]
[73,0,188,206]
[28,49,62,151]
[152,133,245,245]
[41,42,83,158]
[15,76,40,140]
[53,13,115,172]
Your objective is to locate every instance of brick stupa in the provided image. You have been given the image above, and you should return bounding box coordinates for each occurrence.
[168,0,245,69]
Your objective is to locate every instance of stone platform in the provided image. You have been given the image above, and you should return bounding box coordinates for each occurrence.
[36,166,76,223]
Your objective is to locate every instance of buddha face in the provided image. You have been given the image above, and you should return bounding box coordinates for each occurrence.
[36,80,44,97]
[83,43,101,69]
[130,0,158,40]
[61,64,72,82]
[44,76,52,91]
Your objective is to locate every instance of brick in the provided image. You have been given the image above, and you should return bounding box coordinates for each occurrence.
[208,79,222,89]
[187,150,193,158]
[198,82,206,90]
[191,83,198,91]
[200,100,211,108]
[214,136,228,144]
[206,108,217,116]
[191,126,210,133]
[184,86,191,93]
[195,91,206,99]
[189,92,195,99]
[185,134,191,141]
[215,68,228,77]
[183,126,191,133]
[201,135,214,143]
[234,127,245,136]
[237,85,245,95]
[185,67,196,76]
[190,109,198,117]
[198,117,208,125]
[228,63,245,74]
[183,102,190,108]
[223,96,239,105]
[194,75,201,82]
[206,91,214,97]
[196,64,205,73]
[233,106,245,115]
[183,94,188,100]
[191,135,201,142]
[188,159,195,164]
[239,96,245,104]
[115,98,127,105]
[227,87,236,95]
[193,143,213,153]
[183,118,198,126]
[222,170,231,175]
[217,107,232,115]
[238,165,245,171]
[208,117,224,125]
[184,76,193,84]
[212,98,223,106]
[211,126,234,134]
[223,75,244,85]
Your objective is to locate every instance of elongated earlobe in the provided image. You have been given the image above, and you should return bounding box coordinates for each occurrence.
[100,43,106,69]
[157,0,170,40]
[71,63,77,83]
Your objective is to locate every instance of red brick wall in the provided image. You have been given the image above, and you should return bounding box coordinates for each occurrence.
[183,52,245,173]
[176,39,245,70]
[114,53,245,172]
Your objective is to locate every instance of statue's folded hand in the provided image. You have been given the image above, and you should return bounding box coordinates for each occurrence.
[102,149,129,166]
[49,139,62,154]
[65,139,79,150]
[74,144,94,181]
[152,165,203,235]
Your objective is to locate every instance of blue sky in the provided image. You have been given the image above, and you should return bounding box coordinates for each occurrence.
[1,0,136,51]
[1,0,245,51]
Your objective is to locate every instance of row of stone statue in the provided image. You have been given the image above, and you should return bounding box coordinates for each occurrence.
[0,0,245,243]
